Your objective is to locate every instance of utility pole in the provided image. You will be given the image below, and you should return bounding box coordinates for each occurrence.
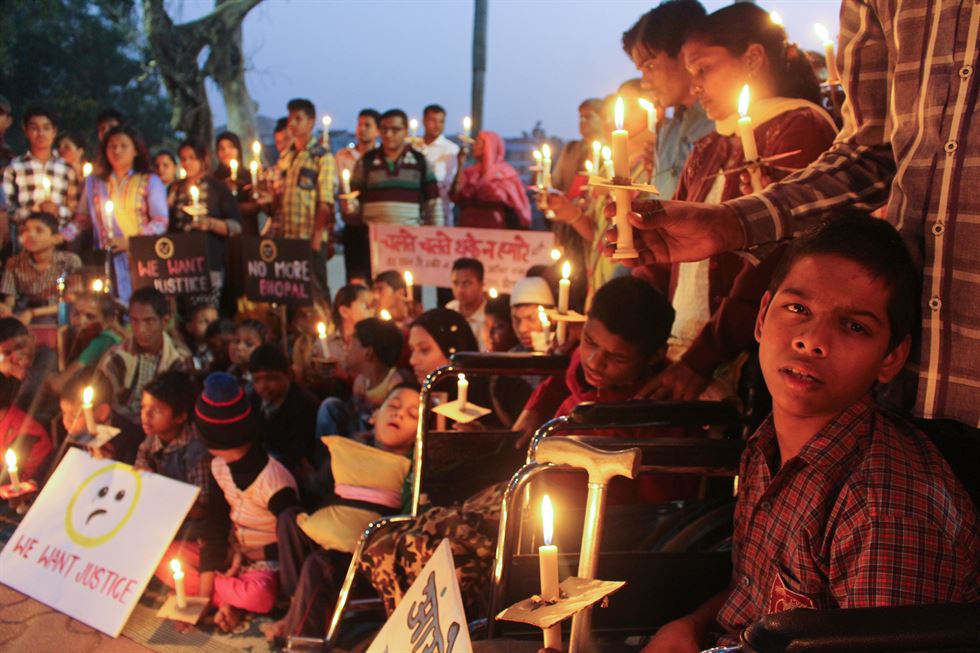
[471,0,488,135]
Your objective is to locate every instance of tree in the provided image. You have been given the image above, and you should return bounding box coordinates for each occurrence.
[143,0,262,149]
[471,0,488,136]
[0,0,174,154]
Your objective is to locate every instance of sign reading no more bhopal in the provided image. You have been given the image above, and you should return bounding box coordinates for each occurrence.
[129,233,211,294]
[244,237,313,305]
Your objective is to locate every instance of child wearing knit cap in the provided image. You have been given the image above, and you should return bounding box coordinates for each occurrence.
[154,372,300,632]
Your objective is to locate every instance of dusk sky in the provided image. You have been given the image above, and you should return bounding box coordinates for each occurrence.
[180,0,843,140]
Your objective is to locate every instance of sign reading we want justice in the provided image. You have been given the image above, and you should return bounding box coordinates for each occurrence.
[369,225,555,292]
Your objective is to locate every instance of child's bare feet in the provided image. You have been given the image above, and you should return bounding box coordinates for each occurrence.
[214,604,244,632]
[260,617,287,641]
[173,620,196,634]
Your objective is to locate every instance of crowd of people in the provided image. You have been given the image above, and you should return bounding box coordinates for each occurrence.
[0,0,978,650]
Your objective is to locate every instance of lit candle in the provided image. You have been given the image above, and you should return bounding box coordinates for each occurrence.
[404,270,414,302]
[316,321,329,358]
[321,115,332,147]
[488,287,498,299]
[538,305,551,330]
[638,98,658,134]
[170,559,187,609]
[736,85,763,193]
[462,116,472,140]
[5,449,20,488]
[601,145,613,178]
[189,184,200,215]
[229,158,239,182]
[541,144,552,190]
[539,495,561,651]
[611,97,637,257]
[591,140,602,178]
[814,23,840,85]
[769,10,784,26]
[252,139,262,164]
[532,150,543,188]
[341,168,351,195]
[584,160,594,176]
[557,261,571,346]
[456,373,469,409]
[250,160,258,189]
[409,118,419,140]
[550,248,561,262]
[91,278,105,293]
[379,309,392,321]
[103,199,114,245]
[82,386,97,434]
[82,162,93,178]
[41,175,52,200]
[177,168,187,180]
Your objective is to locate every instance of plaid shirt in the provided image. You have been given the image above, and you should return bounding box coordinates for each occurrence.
[277,138,335,240]
[726,0,980,427]
[134,423,212,506]
[0,249,82,310]
[1,152,78,225]
[717,396,980,636]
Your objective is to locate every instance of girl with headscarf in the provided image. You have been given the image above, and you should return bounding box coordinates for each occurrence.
[449,131,531,230]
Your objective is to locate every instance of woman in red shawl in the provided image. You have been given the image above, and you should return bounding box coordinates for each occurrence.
[450,130,531,229]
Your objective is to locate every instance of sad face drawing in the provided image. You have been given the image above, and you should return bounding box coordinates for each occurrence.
[64,463,142,548]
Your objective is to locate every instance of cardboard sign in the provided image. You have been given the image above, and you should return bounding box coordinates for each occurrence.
[0,448,199,637]
[243,237,313,305]
[369,224,555,293]
[129,233,211,294]
[366,538,472,653]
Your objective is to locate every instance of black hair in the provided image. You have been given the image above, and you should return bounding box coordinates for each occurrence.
[622,0,706,58]
[579,98,604,114]
[75,291,117,320]
[374,270,406,292]
[423,104,447,117]
[22,106,58,130]
[332,283,370,326]
[235,318,268,342]
[249,343,290,374]
[187,303,217,320]
[205,317,236,340]
[177,139,211,172]
[24,211,59,235]
[686,3,821,105]
[588,277,675,358]
[287,98,316,120]
[484,294,511,323]
[410,308,479,358]
[769,213,919,351]
[354,318,405,368]
[215,131,243,159]
[143,370,197,419]
[452,257,484,282]
[0,373,19,408]
[129,286,170,318]
[153,149,177,166]
[0,317,29,343]
[274,117,289,133]
[96,108,124,127]
[57,132,85,151]
[60,367,112,406]
[358,108,382,124]
[98,124,152,176]
[380,109,408,126]
[387,380,421,398]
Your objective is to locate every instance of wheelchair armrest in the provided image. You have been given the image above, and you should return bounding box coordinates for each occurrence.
[570,400,740,428]
[742,603,980,653]
[565,436,744,474]
[450,352,570,375]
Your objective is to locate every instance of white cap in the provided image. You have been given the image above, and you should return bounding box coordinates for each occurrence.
[510,276,555,307]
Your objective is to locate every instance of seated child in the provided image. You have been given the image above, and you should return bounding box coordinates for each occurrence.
[228,319,267,385]
[265,383,421,641]
[643,215,980,653]
[58,368,145,464]
[372,270,414,330]
[50,291,122,395]
[0,211,82,324]
[155,372,300,632]
[0,373,52,482]
[134,370,211,538]
[316,317,412,438]
[0,317,59,427]
[184,304,218,373]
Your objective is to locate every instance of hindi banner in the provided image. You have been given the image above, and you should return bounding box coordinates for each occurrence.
[369,224,555,293]
[243,237,313,305]
[0,448,199,637]
[129,233,211,294]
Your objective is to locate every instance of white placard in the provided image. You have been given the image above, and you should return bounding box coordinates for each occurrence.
[0,448,199,637]
[366,538,473,653]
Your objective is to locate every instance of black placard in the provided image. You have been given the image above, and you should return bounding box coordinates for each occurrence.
[243,237,312,304]
[129,233,211,294]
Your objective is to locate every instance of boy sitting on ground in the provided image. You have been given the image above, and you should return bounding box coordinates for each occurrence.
[58,369,144,464]
[642,215,980,653]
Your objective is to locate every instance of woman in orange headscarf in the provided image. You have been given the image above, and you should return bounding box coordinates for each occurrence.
[450,130,531,229]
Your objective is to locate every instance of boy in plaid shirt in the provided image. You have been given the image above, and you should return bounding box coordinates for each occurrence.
[642,214,980,652]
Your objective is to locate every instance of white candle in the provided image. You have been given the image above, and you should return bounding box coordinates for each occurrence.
[611,97,636,257]
[341,168,351,195]
[541,144,552,190]
[250,160,258,189]
[177,168,187,180]
[638,98,658,134]
[170,559,187,609]
[229,158,238,182]
[462,116,472,139]
[82,386,97,434]
[316,321,329,358]
[82,162,93,178]
[189,184,200,215]
[409,118,418,140]
[550,248,561,262]
[252,140,262,164]
[404,270,414,302]
[103,199,114,245]
[736,85,764,193]
[591,140,602,178]
[5,449,20,488]
[379,309,392,321]
[456,373,469,409]
[539,495,562,651]
[601,146,613,179]
[41,175,52,200]
[91,278,105,293]
[532,150,543,188]
[321,115,332,147]
[814,24,840,84]
[557,261,571,346]
[488,287,498,299]
[584,160,594,176]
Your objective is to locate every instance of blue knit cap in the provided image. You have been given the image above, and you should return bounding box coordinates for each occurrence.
[194,372,256,449]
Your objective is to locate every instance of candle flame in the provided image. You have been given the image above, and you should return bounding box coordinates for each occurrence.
[229,159,238,171]
[550,248,561,261]
[342,168,350,182]
[462,116,472,130]
[104,200,114,215]
[404,270,413,286]
[542,143,551,160]
[82,162,93,177]
[738,84,752,118]
[42,176,51,191]
[322,115,332,128]
[252,140,262,156]
[532,150,542,162]
[170,559,182,575]
[601,145,612,161]
[5,449,16,471]
[379,309,392,321]
[458,373,466,383]
[82,386,94,406]
[316,321,327,338]
[91,279,104,293]
[814,23,832,45]
[409,118,418,131]
[542,494,554,546]
[584,160,594,174]
[592,140,601,154]
[488,287,498,299]
[189,185,199,200]
[561,260,571,280]
[178,168,187,180]
[250,160,258,173]
[614,96,625,130]
[770,11,784,26]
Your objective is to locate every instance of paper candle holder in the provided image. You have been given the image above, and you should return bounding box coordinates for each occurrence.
[180,205,208,218]
[496,576,626,630]
[545,308,587,324]
[431,400,492,425]
[156,595,209,624]
[337,190,361,201]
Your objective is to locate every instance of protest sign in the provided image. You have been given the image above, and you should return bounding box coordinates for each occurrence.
[0,448,199,637]
[243,237,313,304]
[366,538,472,653]
[129,233,211,294]
[369,224,555,293]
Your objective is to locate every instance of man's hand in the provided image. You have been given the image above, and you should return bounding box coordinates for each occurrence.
[544,192,583,224]
[634,361,710,401]
[739,170,772,197]
[108,236,128,253]
[602,200,746,265]
[639,615,702,653]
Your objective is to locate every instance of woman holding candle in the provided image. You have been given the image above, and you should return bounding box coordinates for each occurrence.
[449,130,531,230]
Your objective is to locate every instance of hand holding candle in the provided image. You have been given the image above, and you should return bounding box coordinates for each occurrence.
[5,449,20,488]
[82,385,97,434]
[456,373,469,409]
[736,85,763,193]
[539,495,562,651]
[170,559,187,609]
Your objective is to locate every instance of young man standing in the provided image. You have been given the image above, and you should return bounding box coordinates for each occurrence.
[445,257,487,350]
[419,104,460,223]
[2,108,79,233]
[277,98,336,292]
[337,109,381,283]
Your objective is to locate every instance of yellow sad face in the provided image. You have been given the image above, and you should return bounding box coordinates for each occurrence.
[65,463,142,547]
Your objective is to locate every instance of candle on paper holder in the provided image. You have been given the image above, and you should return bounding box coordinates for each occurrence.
[404,270,414,302]
[170,559,187,609]
[316,322,329,358]
[736,85,764,193]
[5,449,20,488]
[456,373,469,409]
[341,168,352,195]
[557,261,571,346]
[539,495,562,651]
[82,385,97,434]
[610,97,638,258]
[229,158,239,182]
[814,23,840,85]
